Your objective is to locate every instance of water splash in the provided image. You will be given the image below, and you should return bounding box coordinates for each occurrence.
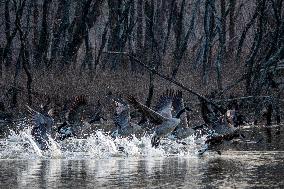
[0,124,208,160]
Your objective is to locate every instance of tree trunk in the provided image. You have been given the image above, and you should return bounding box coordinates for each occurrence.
[3,0,12,68]
[135,0,144,72]
[61,0,104,68]
[144,0,156,106]
[202,0,215,85]
[106,0,122,70]
[95,21,109,71]
[49,0,71,68]
[245,0,266,95]
[171,0,201,79]
[32,0,39,64]
[228,0,236,56]
[215,0,226,91]
[34,0,52,68]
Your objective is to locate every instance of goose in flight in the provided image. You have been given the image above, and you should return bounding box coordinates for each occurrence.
[57,95,87,140]
[169,91,195,140]
[126,90,191,147]
[198,108,242,155]
[57,96,107,140]
[26,105,55,150]
[88,100,107,124]
[209,109,238,136]
[199,97,238,135]
[111,97,143,138]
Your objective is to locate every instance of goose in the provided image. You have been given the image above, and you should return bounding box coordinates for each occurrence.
[57,95,87,140]
[199,97,222,127]
[198,109,243,155]
[226,98,246,127]
[88,100,107,124]
[126,90,191,147]
[199,97,238,135]
[188,98,243,155]
[210,109,239,136]
[57,96,107,140]
[26,105,55,150]
[111,97,143,138]
[169,91,195,140]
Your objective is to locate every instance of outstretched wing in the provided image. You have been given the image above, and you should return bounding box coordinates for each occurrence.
[199,97,220,125]
[172,91,183,116]
[126,95,167,125]
[154,89,174,118]
[26,105,54,133]
[65,95,87,123]
[88,100,106,123]
[113,100,130,129]
[172,90,189,128]
[26,105,46,126]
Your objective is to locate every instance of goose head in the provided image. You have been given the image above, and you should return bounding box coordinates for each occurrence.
[225,109,237,127]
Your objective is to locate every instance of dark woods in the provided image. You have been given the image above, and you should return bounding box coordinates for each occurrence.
[0,0,283,124]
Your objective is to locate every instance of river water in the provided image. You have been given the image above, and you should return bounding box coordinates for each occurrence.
[0,124,283,188]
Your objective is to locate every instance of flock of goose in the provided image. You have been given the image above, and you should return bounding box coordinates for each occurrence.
[19,90,241,154]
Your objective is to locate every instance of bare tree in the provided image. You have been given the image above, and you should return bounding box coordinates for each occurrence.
[34,0,52,68]
[228,0,236,56]
[171,0,201,79]
[105,0,136,70]
[61,0,104,68]
[49,0,71,68]
[245,0,266,95]
[201,0,216,84]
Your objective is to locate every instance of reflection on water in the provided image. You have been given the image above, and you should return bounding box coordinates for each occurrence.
[0,124,283,188]
[0,151,283,189]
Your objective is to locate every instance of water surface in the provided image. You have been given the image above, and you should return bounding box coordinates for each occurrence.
[1,152,283,189]
[0,124,283,188]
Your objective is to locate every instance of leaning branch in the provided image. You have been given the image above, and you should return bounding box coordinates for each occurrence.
[104,51,225,113]
[216,75,246,96]
[214,95,273,103]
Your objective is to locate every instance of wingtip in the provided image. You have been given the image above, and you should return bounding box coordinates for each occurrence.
[26,104,35,113]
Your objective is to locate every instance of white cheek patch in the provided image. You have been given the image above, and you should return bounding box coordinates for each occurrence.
[226,110,236,125]
[226,111,230,117]
[115,101,127,114]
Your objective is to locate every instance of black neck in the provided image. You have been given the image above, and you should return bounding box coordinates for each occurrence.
[176,108,187,118]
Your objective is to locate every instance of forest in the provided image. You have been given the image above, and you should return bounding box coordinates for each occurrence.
[1,1,284,188]
[0,0,283,126]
